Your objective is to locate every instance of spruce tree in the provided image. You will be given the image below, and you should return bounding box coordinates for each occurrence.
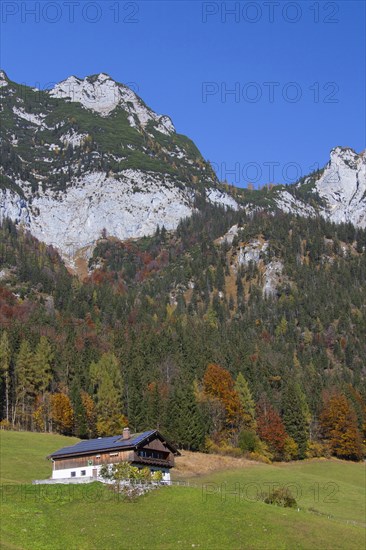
[126,365,145,432]
[0,331,11,421]
[13,340,34,428]
[215,261,225,291]
[282,381,309,459]
[167,380,205,451]
[90,352,125,435]
[32,336,53,397]
[146,382,161,429]
[71,384,88,439]
[235,372,256,431]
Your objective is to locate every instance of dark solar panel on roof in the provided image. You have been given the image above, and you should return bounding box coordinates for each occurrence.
[48,430,156,458]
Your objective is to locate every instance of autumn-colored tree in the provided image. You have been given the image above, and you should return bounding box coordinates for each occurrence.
[203,363,234,398]
[203,363,242,434]
[32,393,52,432]
[81,390,97,438]
[320,392,364,460]
[256,396,287,459]
[50,393,74,434]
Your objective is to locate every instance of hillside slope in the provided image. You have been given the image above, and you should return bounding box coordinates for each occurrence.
[1,431,365,550]
[0,208,365,450]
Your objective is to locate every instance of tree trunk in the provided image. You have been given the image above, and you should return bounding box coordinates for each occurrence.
[5,372,9,422]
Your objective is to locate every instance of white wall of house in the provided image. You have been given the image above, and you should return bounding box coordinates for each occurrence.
[52,464,100,479]
[51,462,171,482]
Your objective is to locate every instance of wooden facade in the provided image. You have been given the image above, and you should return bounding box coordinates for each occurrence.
[52,431,177,472]
[54,450,134,470]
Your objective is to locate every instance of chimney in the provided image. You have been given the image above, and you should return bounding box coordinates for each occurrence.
[122,427,131,440]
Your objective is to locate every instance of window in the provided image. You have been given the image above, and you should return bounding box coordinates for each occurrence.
[109,452,119,457]
[81,470,86,476]
[71,471,76,477]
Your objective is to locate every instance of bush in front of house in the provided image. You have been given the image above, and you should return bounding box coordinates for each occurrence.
[99,462,164,484]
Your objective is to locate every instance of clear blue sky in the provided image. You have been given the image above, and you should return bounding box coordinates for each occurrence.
[1,0,365,186]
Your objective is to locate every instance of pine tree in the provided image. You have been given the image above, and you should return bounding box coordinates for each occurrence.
[215,260,225,291]
[90,352,126,436]
[146,382,161,429]
[235,372,256,431]
[236,271,244,299]
[282,381,309,459]
[32,336,53,396]
[126,365,145,432]
[0,331,11,422]
[71,384,90,439]
[13,340,34,428]
[167,380,205,451]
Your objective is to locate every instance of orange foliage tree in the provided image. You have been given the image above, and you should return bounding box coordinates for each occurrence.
[320,392,364,460]
[81,390,96,437]
[256,396,287,459]
[202,363,243,437]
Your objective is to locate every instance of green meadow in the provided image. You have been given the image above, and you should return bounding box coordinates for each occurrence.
[0,431,365,549]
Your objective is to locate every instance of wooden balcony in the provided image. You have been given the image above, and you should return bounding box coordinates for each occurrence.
[131,452,174,468]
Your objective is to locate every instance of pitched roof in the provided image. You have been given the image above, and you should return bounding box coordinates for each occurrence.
[48,429,179,459]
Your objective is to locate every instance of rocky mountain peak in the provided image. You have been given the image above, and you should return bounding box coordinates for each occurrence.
[314,147,366,227]
[48,73,175,134]
[0,71,227,264]
[0,69,9,87]
[0,71,365,267]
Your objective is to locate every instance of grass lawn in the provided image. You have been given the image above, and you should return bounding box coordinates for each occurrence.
[0,431,79,484]
[193,459,366,524]
[0,431,365,549]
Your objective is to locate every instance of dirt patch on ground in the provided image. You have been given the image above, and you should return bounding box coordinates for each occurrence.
[173,450,264,479]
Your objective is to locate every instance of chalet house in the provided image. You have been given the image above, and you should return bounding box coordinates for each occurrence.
[48,428,180,483]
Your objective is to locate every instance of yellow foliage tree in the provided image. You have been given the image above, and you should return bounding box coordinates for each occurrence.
[50,393,74,435]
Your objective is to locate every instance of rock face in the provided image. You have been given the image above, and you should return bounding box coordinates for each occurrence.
[275,147,366,228]
[15,170,195,257]
[314,147,366,227]
[237,239,268,267]
[0,71,235,260]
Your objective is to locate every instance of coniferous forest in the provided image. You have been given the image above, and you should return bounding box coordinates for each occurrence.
[0,204,365,461]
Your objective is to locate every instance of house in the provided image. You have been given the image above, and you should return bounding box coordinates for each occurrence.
[47,428,180,483]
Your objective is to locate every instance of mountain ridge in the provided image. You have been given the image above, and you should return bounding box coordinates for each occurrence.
[0,70,365,264]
